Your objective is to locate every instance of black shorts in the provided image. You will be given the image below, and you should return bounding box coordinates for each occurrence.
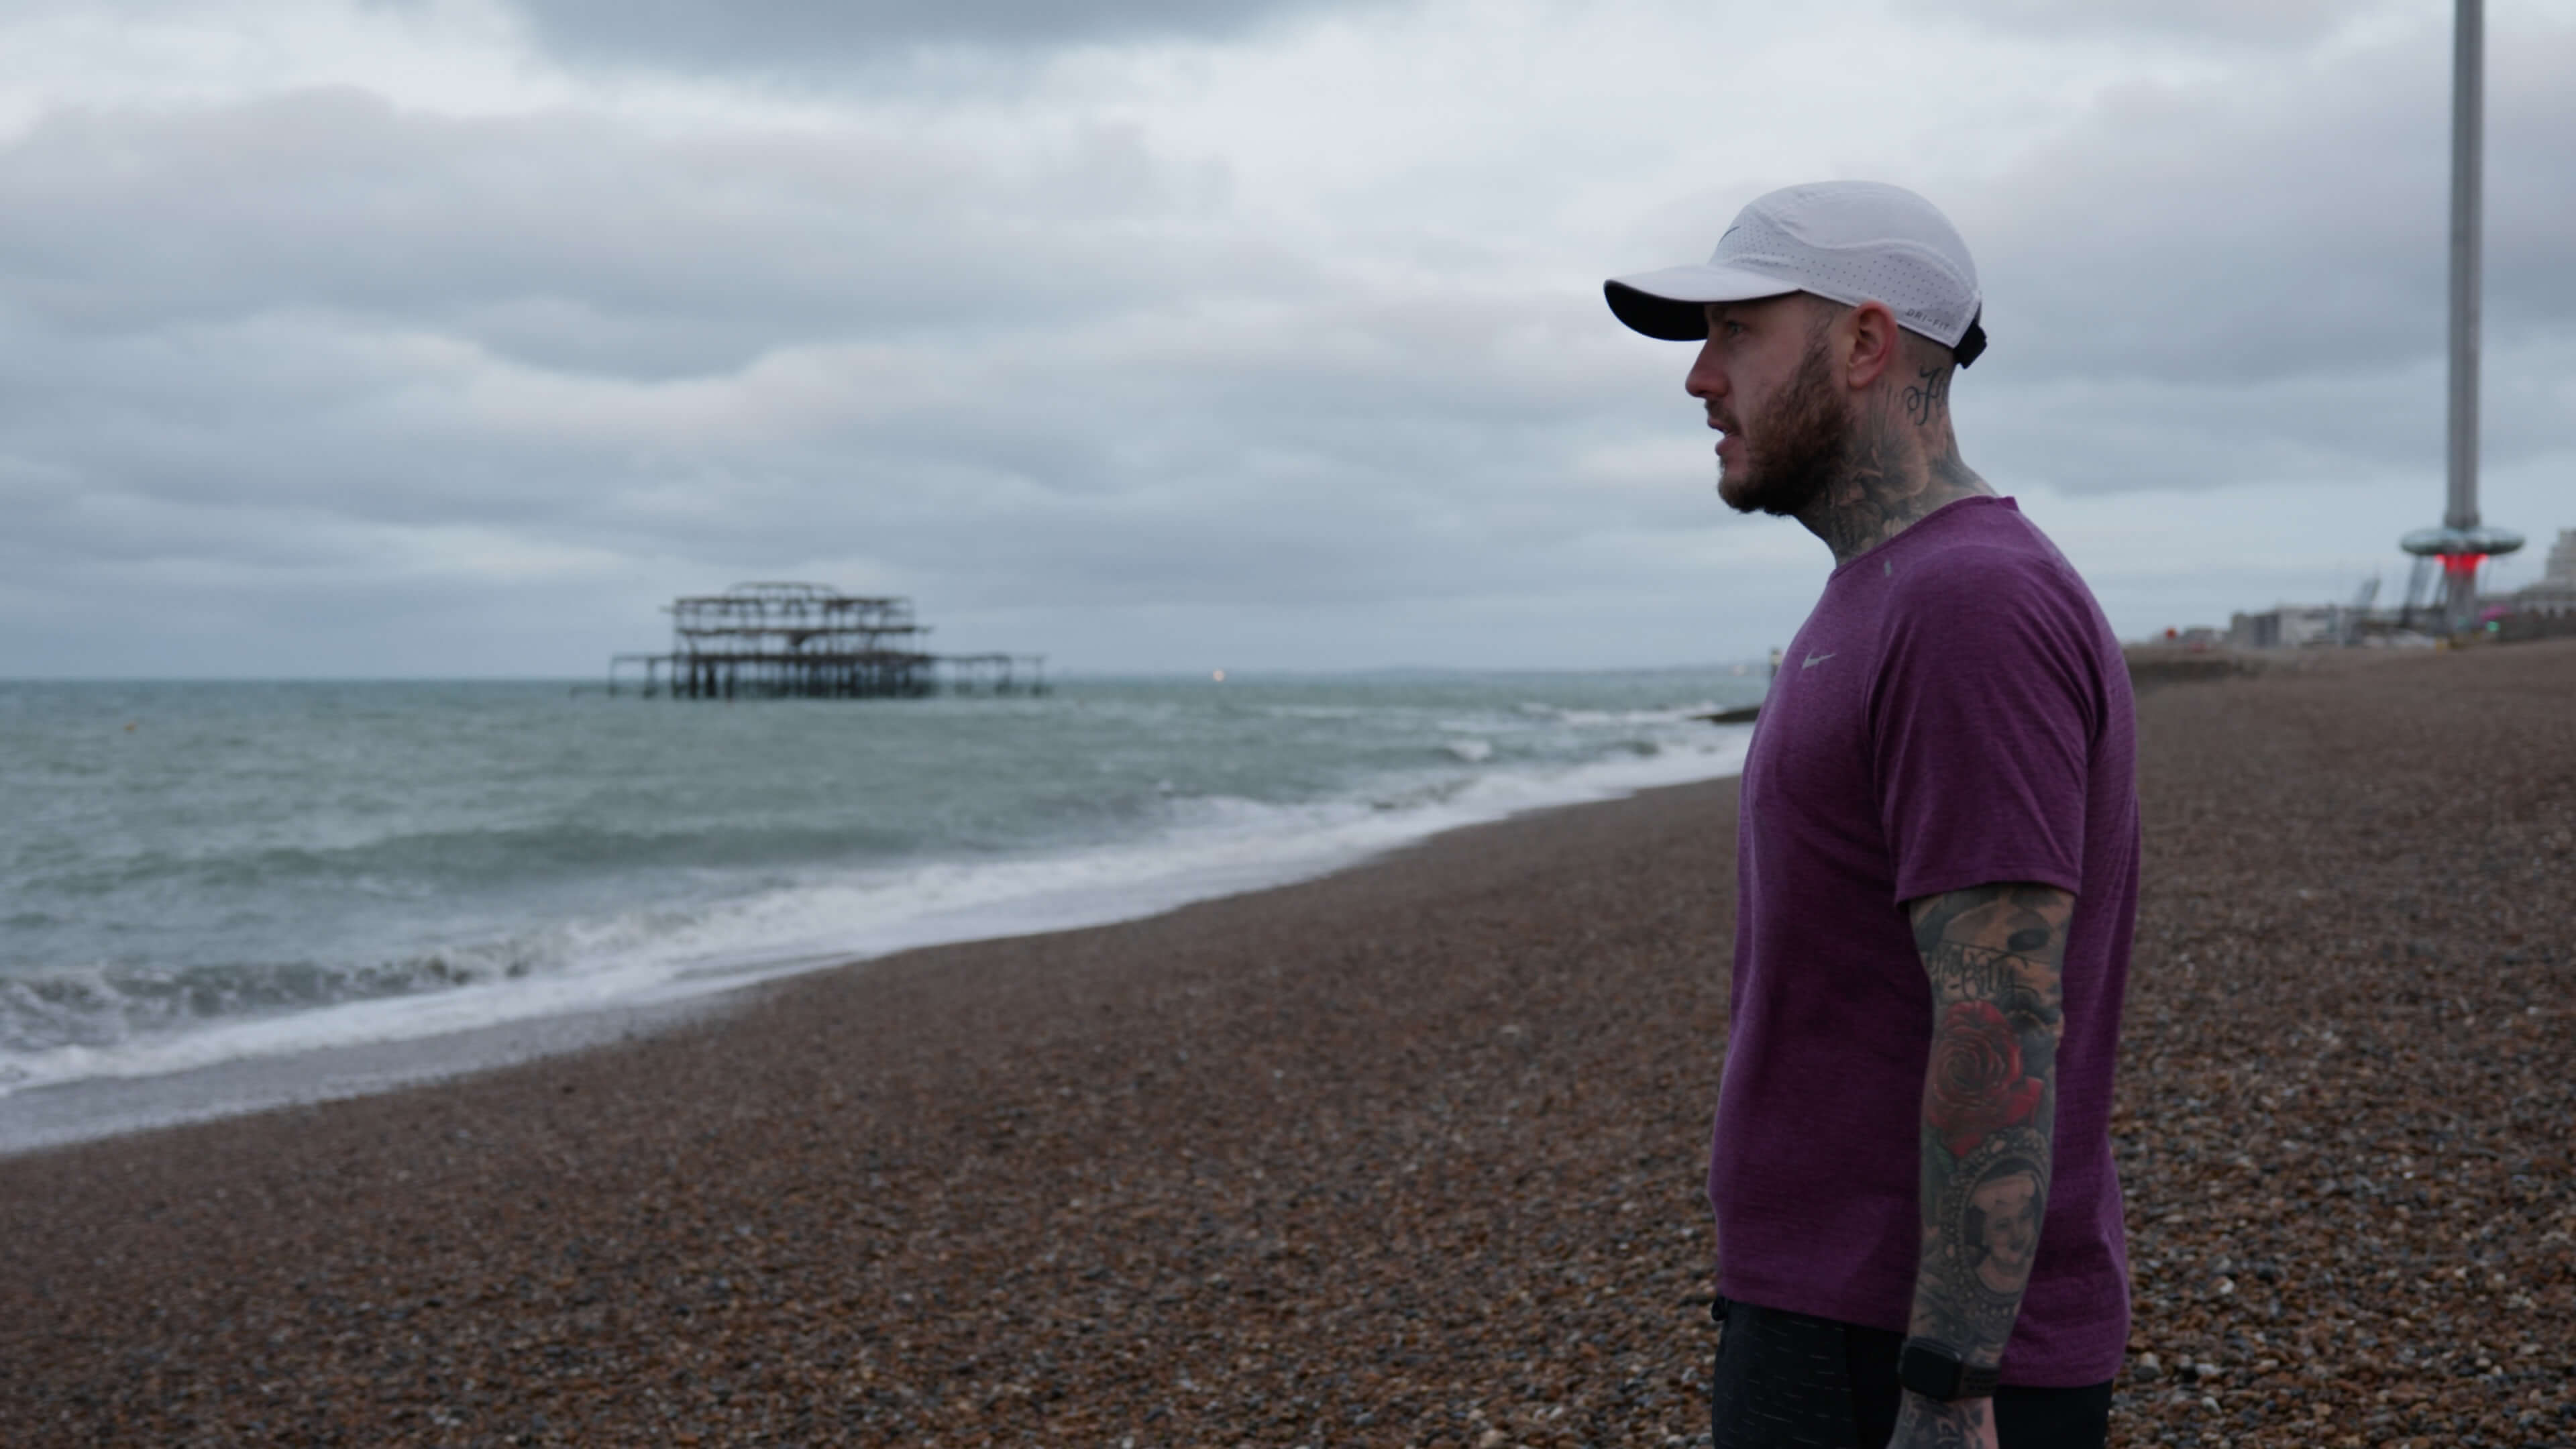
[1707,1296,2112,1449]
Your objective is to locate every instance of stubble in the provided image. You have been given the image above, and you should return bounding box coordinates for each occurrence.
[1717,328,1850,520]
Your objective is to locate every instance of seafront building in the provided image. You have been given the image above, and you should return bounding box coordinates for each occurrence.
[2513,529,2576,619]
[2226,604,2348,651]
[2212,525,2575,649]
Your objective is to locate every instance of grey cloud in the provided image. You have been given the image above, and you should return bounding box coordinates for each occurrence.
[1943,0,2377,47]
[1964,21,2576,385]
[482,0,1409,74]
[1909,17,2576,499]
[0,89,1257,380]
[0,85,1731,675]
[13,3,2576,676]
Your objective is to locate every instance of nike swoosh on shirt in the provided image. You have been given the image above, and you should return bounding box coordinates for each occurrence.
[1802,652,1835,669]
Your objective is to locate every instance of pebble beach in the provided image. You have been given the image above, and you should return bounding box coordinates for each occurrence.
[3,641,2571,1447]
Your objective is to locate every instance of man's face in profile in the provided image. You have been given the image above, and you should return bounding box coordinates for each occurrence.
[1686,294,1850,519]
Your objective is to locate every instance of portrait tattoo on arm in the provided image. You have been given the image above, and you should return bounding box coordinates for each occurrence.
[1888,883,2072,1449]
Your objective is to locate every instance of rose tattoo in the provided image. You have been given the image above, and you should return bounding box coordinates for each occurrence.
[1925,1000,2043,1157]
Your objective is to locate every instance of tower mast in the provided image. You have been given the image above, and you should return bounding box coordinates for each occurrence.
[2442,0,2484,617]
[2404,0,2521,627]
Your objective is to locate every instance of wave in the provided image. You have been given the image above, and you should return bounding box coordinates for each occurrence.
[0,728,1752,1097]
[26,820,938,901]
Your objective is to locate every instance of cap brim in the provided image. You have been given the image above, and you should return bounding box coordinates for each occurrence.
[1603,263,1799,341]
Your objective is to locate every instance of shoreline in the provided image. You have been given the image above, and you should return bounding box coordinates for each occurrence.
[3,641,2569,1448]
[0,739,1754,1159]
[0,993,734,1159]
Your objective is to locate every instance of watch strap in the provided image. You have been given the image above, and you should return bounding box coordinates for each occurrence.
[1898,1339,2001,1401]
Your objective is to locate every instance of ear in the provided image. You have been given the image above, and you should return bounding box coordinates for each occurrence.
[1843,300,1901,390]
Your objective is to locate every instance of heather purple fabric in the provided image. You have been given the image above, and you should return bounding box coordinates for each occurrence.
[1709,496,2139,1387]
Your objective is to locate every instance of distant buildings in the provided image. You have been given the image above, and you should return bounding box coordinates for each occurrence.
[2204,525,2575,649]
[2514,529,2576,619]
[2226,605,2347,651]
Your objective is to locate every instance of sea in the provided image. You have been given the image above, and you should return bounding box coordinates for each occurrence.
[0,670,1762,1147]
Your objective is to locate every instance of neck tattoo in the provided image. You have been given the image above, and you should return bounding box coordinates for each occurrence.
[1799,406,1990,566]
[1902,366,1949,428]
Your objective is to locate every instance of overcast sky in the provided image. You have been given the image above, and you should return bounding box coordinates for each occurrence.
[5,0,2572,676]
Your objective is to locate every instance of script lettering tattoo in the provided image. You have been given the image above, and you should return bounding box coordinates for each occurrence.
[1886,883,2072,1449]
[1921,941,2049,1012]
[1903,365,1949,427]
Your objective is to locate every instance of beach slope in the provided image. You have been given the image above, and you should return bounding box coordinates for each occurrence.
[3,641,2572,1447]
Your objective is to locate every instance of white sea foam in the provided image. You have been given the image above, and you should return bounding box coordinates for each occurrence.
[0,726,1751,1107]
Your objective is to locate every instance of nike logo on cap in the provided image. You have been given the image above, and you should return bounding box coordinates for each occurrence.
[1803,651,1835,669]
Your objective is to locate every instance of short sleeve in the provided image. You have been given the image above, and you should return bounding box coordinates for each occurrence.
[1870,549,2100,904]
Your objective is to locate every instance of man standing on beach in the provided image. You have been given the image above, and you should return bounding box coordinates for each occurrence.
[1603,182,2138,1449]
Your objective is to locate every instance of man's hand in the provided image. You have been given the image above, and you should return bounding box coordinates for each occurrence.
[1888,882,2073,1449]
[1889,1391,1997,1449]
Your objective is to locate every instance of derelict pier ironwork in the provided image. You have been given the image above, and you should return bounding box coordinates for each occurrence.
[608,582,1045,700]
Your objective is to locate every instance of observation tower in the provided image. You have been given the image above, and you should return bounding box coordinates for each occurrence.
[2403,0,2522,628]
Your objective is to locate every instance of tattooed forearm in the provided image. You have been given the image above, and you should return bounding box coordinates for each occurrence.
[1890,883,2071,1445]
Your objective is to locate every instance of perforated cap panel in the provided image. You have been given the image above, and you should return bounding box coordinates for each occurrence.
[1605,180,1983,354]
[1716,182,1980,346]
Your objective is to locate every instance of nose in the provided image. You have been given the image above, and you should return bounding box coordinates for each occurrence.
[1684,334,1727,411]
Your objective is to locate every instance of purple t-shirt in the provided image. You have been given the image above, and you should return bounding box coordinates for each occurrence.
[1711,496,2138,1386]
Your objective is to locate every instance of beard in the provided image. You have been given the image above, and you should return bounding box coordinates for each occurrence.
[1717,333,1852,518]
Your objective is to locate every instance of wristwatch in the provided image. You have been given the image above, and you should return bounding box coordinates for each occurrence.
[1898,1339,2001,1402]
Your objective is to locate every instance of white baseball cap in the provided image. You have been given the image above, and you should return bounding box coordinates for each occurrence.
[1604,180,1986,366]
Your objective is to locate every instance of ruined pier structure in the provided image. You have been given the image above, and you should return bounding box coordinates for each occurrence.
[609,583,1044,700]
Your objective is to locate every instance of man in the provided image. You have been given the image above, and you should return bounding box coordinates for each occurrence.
[1603,181,2137,1449]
